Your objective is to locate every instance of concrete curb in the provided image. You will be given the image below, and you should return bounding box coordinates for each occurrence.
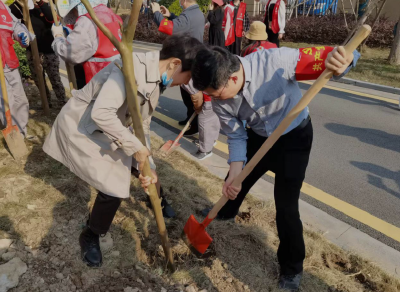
[334,77,400,95]
[149,120,400,280]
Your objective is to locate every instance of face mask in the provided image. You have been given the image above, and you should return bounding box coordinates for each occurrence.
[161,64,181,88]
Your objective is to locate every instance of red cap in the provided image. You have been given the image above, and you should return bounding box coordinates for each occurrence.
[212,0,224,6]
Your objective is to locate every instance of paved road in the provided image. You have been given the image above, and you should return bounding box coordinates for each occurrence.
[59,46,400,250]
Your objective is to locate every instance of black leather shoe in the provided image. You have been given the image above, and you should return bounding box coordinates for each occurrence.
[179,119,188,125]
[161,197,176,218]
[79,226,102,267]
[278,272,303,291]
[201,208,236,221]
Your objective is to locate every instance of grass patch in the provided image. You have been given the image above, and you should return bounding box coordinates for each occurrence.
[0,84,399,291]
[282,41,400,88]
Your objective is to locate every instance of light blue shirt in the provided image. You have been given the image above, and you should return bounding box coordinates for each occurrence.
[211,47,360,164]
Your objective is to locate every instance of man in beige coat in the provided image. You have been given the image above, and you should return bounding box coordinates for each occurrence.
[43,35,204,267]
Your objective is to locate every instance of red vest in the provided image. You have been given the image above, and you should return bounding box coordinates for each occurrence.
[242,41,277,57]
[222,5,235,46]
[0,2,19,69]
[230,1,246,37]
[80,5,122,83]
[264,0,282,34]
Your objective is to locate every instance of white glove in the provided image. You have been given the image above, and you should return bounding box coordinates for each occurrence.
[51,24,64,39]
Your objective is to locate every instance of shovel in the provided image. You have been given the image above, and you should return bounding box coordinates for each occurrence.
[160,112,197,155]
[181,24,372,257]
[0,51,28,160]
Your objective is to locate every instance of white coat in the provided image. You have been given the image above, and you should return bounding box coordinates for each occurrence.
[43,51,160,198]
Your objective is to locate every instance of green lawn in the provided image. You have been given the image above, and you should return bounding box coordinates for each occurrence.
[282,42,400,88]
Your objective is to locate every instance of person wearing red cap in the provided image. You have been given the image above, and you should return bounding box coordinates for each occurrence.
[207,0,225,47]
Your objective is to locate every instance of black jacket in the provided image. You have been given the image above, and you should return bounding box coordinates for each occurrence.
[10,0,56,54]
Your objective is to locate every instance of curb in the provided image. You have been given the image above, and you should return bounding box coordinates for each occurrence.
[333,77,400,95]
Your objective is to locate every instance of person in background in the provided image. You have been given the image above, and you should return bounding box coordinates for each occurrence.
[222,0,235,47]
[10,0,67,108]
[207,0,225,47]
[182,81,220,160]
[43,35,205,267]
[151,0,204,135]
[226,0,249,55]
[191,45,359,291]
[241,21,277,57]
[51,0,122,90]
[0,0,34,139]
[259,0,286,47]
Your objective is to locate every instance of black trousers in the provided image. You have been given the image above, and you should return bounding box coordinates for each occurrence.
[218,120,313,275]
[180,87,198,130]
[89,191,122,235]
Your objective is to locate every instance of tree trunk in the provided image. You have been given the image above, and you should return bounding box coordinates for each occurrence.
[389,17,400,65]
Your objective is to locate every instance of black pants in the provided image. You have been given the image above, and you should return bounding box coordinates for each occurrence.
[266,27,280,48]
[74,64,87,90]
[180,87,198,130]
[218,120,313,275]
[89,191,122,235]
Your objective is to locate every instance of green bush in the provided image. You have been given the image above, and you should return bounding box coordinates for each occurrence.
[13,42,31,78]
[166,0,210,16]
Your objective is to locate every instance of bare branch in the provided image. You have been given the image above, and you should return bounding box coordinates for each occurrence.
[123,0,142,45]
[81,0,122,51]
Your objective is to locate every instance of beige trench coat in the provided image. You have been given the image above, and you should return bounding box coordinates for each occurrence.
[43,51,160,199]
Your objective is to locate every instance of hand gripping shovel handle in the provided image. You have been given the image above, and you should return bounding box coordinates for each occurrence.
[206,25,372,222]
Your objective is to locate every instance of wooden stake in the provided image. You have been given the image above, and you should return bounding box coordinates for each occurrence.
[341,0,350,31]
[80,0,175,271]
[361,0,387,47]
[19,0,50,115]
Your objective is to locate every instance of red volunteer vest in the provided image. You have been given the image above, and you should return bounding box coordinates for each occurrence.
[222,5,235,46]
[264,0,282,34]
[295,46,334,80]
[81,5,122,83]
[241,40,277,57]
[0,2,19,69]
[230,1,246,37]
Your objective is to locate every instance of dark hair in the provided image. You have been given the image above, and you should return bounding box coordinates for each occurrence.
[192,47,240,91]
[160,34,205,72]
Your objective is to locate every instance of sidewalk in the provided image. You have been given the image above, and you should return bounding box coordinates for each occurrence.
[149,119,400,280]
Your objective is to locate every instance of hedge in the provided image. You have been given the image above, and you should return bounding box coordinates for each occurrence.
[14,42,31,78]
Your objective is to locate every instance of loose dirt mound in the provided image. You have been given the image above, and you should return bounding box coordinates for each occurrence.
[0,84,399,292]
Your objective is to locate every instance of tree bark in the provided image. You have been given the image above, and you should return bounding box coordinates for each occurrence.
[389,16,400,65]
[80,0,175,271]
[19,0,50,115]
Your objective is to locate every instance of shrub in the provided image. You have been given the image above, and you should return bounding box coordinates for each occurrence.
[167,0,209,16]
[254,14,396,48]
[13,42,31,78]
[168,0,182,16]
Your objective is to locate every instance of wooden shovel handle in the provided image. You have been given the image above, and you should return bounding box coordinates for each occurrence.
[0,51,10,113]
[208,25,371,220]
[173,112,197,144]
[48,0,60,26]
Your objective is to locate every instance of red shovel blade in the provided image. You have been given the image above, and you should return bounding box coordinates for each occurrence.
[182,214,213,255]
[159,140,181,153]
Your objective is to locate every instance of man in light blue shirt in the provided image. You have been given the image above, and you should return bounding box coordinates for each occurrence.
[191,45,359,291]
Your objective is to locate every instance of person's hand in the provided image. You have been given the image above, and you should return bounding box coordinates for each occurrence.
[208,3,214,10]
[205,22,210,29]
[326,46,354,76]
[150,2,161,13]
[17,32,29,46]
[222,162,243,200]
[139,169,158,192]
[191,91,204,114]
[160,5,171,17]
[51,24,64,39]
[133,145,152,173]
[242,31,245,37]
[278,33,284,40]
[62,26,71,37]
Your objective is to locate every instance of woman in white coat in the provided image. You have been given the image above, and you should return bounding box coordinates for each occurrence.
[43,35,204,267]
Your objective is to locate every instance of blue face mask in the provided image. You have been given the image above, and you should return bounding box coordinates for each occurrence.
[161,65,180,88]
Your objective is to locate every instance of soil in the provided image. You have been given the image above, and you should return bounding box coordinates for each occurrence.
[0,84,400,292]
